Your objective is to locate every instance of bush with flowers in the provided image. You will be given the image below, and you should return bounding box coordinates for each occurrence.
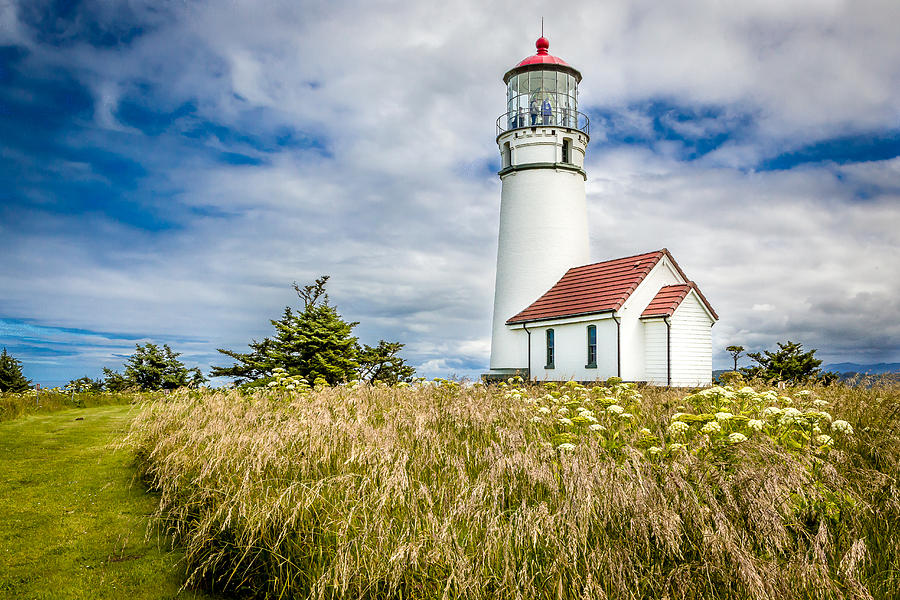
[509,378,856,460]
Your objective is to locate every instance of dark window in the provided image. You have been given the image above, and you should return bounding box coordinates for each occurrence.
[502,141,511,168]
[586,325,597,368]
[545,329,555,369]
[562,138,571,163]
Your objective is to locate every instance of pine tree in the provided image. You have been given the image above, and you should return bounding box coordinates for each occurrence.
[0,348,32,392]
[66,376,104,393]
[104,343,207,391]
[741,340,835,385]
[358,340,416,384]
[213,276,414,386]
[213,277,360,386]
[726,345,745,371]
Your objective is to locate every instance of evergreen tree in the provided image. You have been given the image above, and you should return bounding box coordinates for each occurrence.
[726,345,745,371]
[0,348,31,392]
[213,276,414,386]
[104,343,207,391]
[102,367,132,392]
[741,340,835,385]
[358,340,416,384]
[66,376,104,393]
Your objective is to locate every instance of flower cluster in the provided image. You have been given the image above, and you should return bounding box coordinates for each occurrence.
[499,380,855,459]
[265,368,311,393]
[666,385,852,454]
[505,377,652,453]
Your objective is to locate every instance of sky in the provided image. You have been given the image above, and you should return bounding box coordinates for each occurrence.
[1,0,899,386]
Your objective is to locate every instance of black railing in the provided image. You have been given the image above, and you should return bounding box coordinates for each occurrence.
[496,108,590,136]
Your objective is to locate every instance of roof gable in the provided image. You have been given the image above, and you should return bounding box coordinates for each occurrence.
[640,283,719,321]
[506,248,718,325]
[507,249,674,324]
[640,284,691,318]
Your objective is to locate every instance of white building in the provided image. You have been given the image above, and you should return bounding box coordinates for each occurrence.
[487,38,718,385]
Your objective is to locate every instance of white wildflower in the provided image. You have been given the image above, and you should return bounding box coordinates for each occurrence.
[747,419,764,431]
[557,442,576,451]
[558,417,573,426]
[668,421,690,436]
[701,421,721,434]
[831,420,854,435]
[266,381,278,388]
[607,404,625,415]
[812,399,829,408]
[639,428,652,436]
[538,407,551,415]
[648,446,664,455]
[715,412,734,421]
[728,432,748,444]
[531,416,543,423]
[557,407,570,415]
[762,406,782,417]
[619,412,633,420]
[816,434,834,446]
[668,443,685,451]
[589,423,605,432]
[778,407,803,425]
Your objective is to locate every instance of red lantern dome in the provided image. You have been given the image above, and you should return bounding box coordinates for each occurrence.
[503,37,581,84]
[515,37,573,68]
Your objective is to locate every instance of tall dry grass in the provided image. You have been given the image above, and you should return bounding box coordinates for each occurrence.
[125,380,900,599]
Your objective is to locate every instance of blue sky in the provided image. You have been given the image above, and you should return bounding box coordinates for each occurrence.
[1,0,899,386]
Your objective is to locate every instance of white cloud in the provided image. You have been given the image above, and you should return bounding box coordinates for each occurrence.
[2,0,899,383]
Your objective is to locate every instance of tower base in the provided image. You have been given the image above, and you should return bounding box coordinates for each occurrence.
[480,368,528,383]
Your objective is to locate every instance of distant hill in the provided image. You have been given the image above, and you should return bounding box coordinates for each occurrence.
[713,363,900,384]
[825,363,900,375]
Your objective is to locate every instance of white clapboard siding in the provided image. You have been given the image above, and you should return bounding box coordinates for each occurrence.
[643,319,668,385]
[669,292,714,386]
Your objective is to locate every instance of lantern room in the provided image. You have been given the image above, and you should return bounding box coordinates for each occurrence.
[497,37,589,136]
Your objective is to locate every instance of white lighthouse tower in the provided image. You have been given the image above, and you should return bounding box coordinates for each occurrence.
[488,36,591,375]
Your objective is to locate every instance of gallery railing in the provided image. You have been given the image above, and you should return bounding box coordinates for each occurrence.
[496,109,590,136]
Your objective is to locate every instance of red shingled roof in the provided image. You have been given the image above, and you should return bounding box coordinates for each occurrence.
[507,249,668,324]
[640,284,692,318]
[506,249,719,325]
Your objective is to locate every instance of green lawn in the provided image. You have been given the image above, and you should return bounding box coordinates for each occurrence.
[0,405,217,600]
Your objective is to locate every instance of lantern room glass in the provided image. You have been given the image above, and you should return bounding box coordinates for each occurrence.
[506,70,578,129]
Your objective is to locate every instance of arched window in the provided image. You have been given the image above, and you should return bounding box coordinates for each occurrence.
[562,138,571,163]
[586,325,597,368]
[502,141,511,168]
[545,329,555,369]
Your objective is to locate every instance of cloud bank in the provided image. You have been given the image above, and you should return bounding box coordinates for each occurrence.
[1,0,898,384]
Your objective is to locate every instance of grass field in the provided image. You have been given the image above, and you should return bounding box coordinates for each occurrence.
[126,379,900,599]
[0,404,217,600]
[0,389,144,422]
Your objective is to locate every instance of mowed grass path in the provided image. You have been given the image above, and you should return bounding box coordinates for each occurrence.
[0,405,218,599]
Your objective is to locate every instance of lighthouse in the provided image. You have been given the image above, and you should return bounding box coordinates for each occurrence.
[485,37,718,385]
[488,37,591,375]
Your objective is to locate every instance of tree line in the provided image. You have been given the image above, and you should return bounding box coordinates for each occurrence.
[2,275,847,394]
[0,276,414,393]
